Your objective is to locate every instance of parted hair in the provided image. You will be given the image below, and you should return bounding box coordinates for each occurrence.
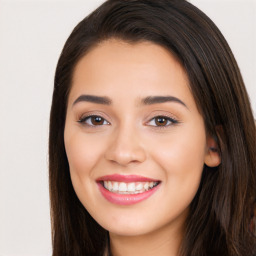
[49,0,256,255]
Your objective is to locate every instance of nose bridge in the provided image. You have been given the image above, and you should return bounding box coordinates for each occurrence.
[105,120,146,166]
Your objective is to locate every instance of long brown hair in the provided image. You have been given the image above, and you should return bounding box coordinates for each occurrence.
[49,0,256,255]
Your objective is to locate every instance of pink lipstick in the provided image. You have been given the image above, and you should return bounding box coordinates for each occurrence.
[96,174,161,205]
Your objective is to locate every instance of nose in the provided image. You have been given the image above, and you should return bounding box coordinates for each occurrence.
[104,125,147,167]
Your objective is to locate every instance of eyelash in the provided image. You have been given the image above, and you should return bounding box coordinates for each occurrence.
[78,114,179,128]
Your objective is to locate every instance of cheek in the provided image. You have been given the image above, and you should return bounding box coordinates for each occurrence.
[149,125,207,199]
[64,129,105,212]
[64,127,104,189]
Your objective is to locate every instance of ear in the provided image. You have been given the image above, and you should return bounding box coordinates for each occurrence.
[204,135,221,167]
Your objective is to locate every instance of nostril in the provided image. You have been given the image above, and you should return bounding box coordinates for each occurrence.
[104,147,146,166]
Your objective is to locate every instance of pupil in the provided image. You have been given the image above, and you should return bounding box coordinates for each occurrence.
[92,116,103,125]
[156,117,167,126]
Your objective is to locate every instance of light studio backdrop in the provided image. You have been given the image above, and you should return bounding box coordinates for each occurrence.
[0,0,255,255]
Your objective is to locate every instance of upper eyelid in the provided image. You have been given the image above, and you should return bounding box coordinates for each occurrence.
[145,109,178,119]
[150,115,177,120]
[78,112,110,122]
[146,114,178,123]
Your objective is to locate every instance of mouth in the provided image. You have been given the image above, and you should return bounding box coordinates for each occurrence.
[96,174,161,205]
[101,180,159,194]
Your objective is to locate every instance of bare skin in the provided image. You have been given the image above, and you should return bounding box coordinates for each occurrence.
[64,39,221,256]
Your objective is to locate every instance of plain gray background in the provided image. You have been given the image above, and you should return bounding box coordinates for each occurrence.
[0,0,255,255]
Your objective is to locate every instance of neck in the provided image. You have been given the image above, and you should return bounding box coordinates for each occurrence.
[109,217,185,256]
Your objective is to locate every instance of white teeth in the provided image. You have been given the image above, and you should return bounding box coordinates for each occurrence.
[119,182,127,192]
[107,181,112,191]
[103,181,159,194]
[136,183,143,190]
[127,183,136,192]
[112,182,119,191]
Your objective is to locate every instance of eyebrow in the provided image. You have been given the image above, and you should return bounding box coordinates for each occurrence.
[73,95,112,106]
[142,96,187,108]
[72,94,187,108]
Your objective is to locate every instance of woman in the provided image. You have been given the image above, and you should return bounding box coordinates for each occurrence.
[49,0,256,255]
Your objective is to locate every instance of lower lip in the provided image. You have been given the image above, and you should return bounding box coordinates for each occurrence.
[97,182,160,205]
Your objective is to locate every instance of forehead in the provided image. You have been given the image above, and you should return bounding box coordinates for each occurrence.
[69,39,196,110]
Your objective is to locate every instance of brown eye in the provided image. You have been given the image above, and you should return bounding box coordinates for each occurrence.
[91,116,104,125]
[79,115,109,126]
[147,116,178,127]
[155,117,168,126]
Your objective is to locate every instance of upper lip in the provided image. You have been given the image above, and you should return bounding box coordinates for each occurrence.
[96,174,159,182]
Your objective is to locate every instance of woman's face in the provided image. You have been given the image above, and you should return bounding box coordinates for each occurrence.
[64,39,220,237]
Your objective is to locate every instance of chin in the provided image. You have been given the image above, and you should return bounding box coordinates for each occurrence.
[107,224,155,237]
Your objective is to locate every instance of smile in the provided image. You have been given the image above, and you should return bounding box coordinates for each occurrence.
[103,181,159,194]
[96,174,161,205]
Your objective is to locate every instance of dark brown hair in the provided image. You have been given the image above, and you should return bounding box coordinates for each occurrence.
[49,0,256,255]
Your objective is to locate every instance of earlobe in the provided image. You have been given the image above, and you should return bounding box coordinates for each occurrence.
[204,136,221,167]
